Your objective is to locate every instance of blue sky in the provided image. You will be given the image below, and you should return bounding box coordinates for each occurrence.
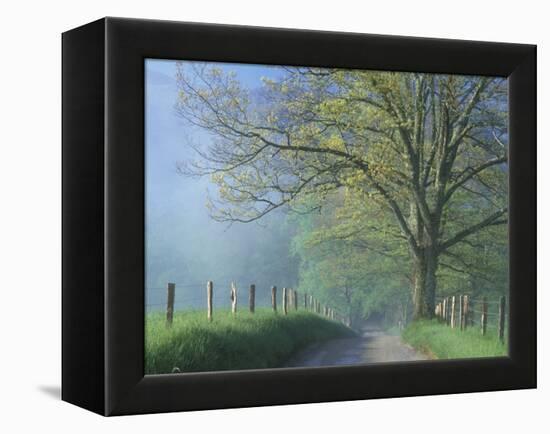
[145,58,283,221]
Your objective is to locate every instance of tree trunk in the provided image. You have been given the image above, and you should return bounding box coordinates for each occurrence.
[412,246,437,319]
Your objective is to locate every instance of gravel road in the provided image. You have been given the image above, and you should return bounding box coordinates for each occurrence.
[284,328,427,367]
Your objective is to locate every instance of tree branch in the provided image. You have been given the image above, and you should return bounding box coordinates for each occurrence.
[439,207,508,252]
[443,155,507,204]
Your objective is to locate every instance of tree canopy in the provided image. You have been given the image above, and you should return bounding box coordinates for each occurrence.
[174,62,508,322]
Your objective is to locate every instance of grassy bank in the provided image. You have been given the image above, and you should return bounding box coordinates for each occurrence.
[402,320,507,359]
[146,309,354,374]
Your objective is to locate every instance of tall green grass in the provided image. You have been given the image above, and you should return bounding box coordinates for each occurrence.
[145,309,354,374]
[402,319,507,359]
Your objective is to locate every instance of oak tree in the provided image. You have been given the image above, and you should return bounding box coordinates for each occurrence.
[175,63,507,319]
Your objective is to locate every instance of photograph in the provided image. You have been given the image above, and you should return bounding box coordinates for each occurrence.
[144,58,509,375]
[0,0,543,428]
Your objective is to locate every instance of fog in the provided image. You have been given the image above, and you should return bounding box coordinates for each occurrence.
[145,60,297,311]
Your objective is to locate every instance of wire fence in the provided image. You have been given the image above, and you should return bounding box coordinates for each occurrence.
[146,281,296,312]
[146,280,349,327]
[146,283,208,310]
[434,294,507,341]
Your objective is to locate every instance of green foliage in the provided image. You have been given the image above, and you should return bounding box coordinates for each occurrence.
[145,309,354,374]
[436,222,508,299]
[402,320,507,359]
[289,194,412,327]
[174,62,509,321]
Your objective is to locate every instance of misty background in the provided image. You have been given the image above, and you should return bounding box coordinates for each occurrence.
[145,59,298,311]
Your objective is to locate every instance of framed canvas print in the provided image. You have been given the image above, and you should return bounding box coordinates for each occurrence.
[62,17,536,416]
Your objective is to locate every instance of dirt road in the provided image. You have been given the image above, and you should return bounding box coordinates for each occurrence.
[285,328,427,367]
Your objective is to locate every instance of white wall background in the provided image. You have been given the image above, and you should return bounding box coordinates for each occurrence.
[0,0,545,431]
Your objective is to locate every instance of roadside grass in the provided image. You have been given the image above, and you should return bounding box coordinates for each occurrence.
[145,309,355,374]
[402,319,507,359]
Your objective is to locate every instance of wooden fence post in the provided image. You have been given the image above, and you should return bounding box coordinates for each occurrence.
[450,296,456,328]
[481,297,487,336]
[231,282,237,315]
[459,295,464,330]
[207,281,213,322]
[498,296,506,342]
[463,295,469,330]
[282,287,288,315]
[249,284,255,313]
[166,282,175,327]
[271,286,277,312]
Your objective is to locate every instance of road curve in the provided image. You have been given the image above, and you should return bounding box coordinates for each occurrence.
[284,328,427,367]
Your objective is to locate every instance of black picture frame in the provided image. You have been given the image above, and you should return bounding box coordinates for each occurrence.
[62,17,536,416]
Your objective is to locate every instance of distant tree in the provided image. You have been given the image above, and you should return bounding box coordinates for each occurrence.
[175,63,508,319]
[290,193,411,326]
